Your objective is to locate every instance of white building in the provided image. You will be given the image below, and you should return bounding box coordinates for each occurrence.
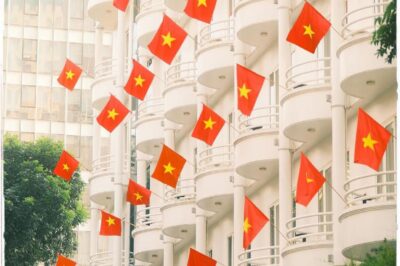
[87,0,397,265]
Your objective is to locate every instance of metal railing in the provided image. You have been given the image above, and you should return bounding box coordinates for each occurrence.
[238,105,279,134]
[135,206,162,228]
[164,178,196,203]
[198,19,235,48]
[139,0,164,13]
[342,2,390,39]
[197,145,234,173]
[286,212,333,245]
[91,154,130,180]
[90,250,134,266]
[344,170,396,206]
[94,58,129,79]
[137,98,164,120]
[165,61,196,88]
[238,246,280,265]
[285,57,331,91]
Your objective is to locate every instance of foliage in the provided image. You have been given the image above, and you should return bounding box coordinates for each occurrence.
[371,0,397,64]
[4,135,87,265]
[360,239,396,266]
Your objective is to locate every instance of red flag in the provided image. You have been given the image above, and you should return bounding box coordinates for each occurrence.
[286,2,331,53]
[126,179,151,205]
[152,145,186,188]
[243,196,269,249]
[57,59,82,91]
[184,0,217,24]
[56,255,76,266]
[124,59,155,100]
[113,0,129,11]
[192,104,225,146]
[187,248,216,266]
[237,64,265,116]
[148,15,188,64]
[96,95,130,132]
[354,108,391,171]
[100,211,122,236]
[296,153,326,206]
[53,150,79,182]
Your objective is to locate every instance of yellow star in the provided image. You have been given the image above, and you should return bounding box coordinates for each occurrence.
[198,0,207,7]
[65,70,75,80]
[362,133,378,151]
[107,108,119,120]
[134,192,143,201]
[239,84,251,100]
[161,32,176,48]
[303,24,315,39]
[243,217,252,233]
[305,173,314,184]
[106,217,115,226]
[163,162,175,175]
[203,117,216,130]
[134,75,145,87]
[63,163,70,171]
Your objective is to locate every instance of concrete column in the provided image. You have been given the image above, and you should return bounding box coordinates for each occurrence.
[331,1,347,265]
[90,202,100,257]
[278,0,293,263]
[95,22,104,65]
[136,151,148,228]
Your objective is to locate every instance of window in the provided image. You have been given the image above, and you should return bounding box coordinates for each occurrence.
[378,120,396,200]
[70,43,83,65]
[8,0,24,25]
[269,203,279,264]
[269,70,279,106]
[38,40,53,74]
[52,42,66,75]
[53,0,68,29]
[146,164,151,189]
[39,0,53,27]
[67,90,81,123]
[228,236,233,266]
[70,0,84,30]
[7,38,23,72]
[24,0,38,26]
[318,167,333,239]
[66,135,80,158]
[36,87,52,120]
[21,86,36,108]
[83,44,95,77]
[23,39,37,72]
[51,87,65,122]
[81,90,93,123]
[5,85,21,118]
[80,136,92,171]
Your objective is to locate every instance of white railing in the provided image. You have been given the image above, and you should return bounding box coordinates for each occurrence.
[135,206,162,229]
[139,0,164,13]
[198,19,235,48]
[286,212,333,245]
[238,106,279,134]
[344,170,396,206]
[137,98,164,120]
[238,246,280,266]
[94,58,129,79]
[342,2,390,39]
[286,57,331,91]
[165,61,196,88]
[90,250,134,266]
[197,145,234,173]
[164,178,196,203]
[91,153,130,180]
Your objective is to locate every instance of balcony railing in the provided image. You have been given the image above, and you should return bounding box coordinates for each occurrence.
[135,206,162,229]
[90,250,134,266]
[238,246,280,266]
[164,178,196,203]
[91,153,130,181]
[286,212,333,245]
[238,105,279,134]
[344,170,397,207]
[137,98,164,120]
[286,57,331,91]
[139,0,164,13]
[197,145,234,174]
[94,58,129,80]
[197,19,235,48]
[165,61,196,88]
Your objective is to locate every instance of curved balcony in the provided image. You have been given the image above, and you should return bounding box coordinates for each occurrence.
[238,246,279,265]
[163,61,197,124]
[234,106,279,180]
[161,178,196,240]
[340,170,396,261]
[88,0,117,30]
[92,58,129,111]
[133,98,164,157]
[281,58,331,143]
[136,0,165,48]
[90,250,133,266]
[339,2,396,99]
[195,145,234,213]
[196,19,235,90]
[90,154,130,207]
[132,206,163,264]
[235,0,278,47]
[282,212,333,266]
[165,0,186,12]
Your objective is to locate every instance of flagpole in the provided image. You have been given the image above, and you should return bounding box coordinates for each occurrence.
[228,121,241,135]
[269,220,291,245]
[325,179,347,205]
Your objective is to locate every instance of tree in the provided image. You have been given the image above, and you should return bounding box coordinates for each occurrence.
[4,135,87,265]
[360,239,396,266]
[371,0,397,64]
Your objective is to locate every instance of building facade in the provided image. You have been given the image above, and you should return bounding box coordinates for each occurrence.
[87,0,397,265]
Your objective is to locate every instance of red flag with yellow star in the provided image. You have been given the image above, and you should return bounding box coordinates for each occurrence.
[57,59,82,91]
[126,179,151,205]
[187,248,216,266]
[100,210,121,236]
[124,59,155,100]
[56,255,76,266]
[148,15,188,64]
[243,196,269,249]
[237,64,265,116]
[354,108,391,171]
[113,0,129,11]
[53,150,79,182]
[286,1,331,53]
[96,95,130,132]
[184,0,217,24]
[192,104,225,146]
[152,145,186,188]
[296,153,326,206]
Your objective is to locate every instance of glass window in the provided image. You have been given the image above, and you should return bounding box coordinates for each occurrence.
[67,90,81,123]
[51,87,65,122]
[24,0,39,26]
[39,0,53,27]
[227,236,233,266]
[80,136,92,170]
[37,40,53,74]
[7,38,23,72]
[83,44,95,77]
[66,135,80,157]
[83,0,95,31]
[5,85,21,118]
[37,87,52,120]
[53,0,68,29]
[70,0,84,30]
[269,204,279,264]
[23,39,37,73]
[21,86,36,108]
[52,42,66,75]
[70,43,83,65]
[8,0,24,25]
[81,90,93,124]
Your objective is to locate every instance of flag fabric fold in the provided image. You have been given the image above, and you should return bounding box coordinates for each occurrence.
[96,95,130,133]
[124,59,155,100]
[192,104,225,146]
[243,196,269,249]
[126,179,151,205]
[100,210,122,236]
[56,255,76,266]
[152,145,186,188]
[184,0,217,24]
[187,248,217,266]
[53,150,79,182]
[113,0,129,11]
[57,59,82,91]
[237,64,265,116]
